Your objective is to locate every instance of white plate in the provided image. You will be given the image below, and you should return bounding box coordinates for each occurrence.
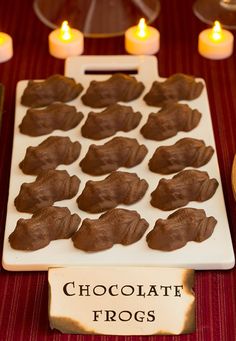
[2,55,235,270]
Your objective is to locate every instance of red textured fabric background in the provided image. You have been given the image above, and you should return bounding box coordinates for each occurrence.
[0,1,236,340]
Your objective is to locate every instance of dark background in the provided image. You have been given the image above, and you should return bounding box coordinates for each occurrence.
[0,1,235,340]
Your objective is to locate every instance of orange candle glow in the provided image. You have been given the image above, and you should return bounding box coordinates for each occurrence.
[211,21,222,41]
[136,18,148,38]
[198,21,234,60]
[48,21,84,59]
[0,32,13,63]
[125,18,160,55]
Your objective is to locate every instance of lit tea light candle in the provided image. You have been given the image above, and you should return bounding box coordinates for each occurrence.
[48,21,84,59]
[0,32,13,63]
[198,21,234,60]
[125,18,160,55]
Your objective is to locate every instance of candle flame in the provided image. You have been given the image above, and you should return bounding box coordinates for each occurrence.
[0,36,4,44]
[212,20,222,41]
[137,18,147,38]
[60,21,72,41]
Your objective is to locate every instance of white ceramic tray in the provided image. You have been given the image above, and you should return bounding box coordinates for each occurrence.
[2,55,235,271]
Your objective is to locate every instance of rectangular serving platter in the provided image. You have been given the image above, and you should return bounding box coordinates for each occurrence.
[2,55,235,270]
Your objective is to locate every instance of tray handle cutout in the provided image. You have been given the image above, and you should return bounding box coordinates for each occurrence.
[84,68,138,75]
[65,55,159,81]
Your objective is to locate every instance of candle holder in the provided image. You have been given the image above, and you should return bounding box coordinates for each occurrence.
[193,0,236,29]
[198,21,234,59]
[33,0,160,38]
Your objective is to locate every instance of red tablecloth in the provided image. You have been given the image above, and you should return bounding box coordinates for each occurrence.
[0,1,235,340]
